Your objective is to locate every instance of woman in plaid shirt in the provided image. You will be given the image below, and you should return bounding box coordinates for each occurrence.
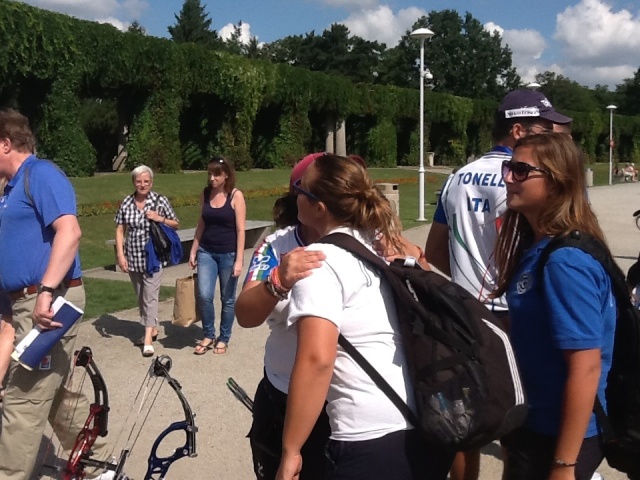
[114,165,179,357]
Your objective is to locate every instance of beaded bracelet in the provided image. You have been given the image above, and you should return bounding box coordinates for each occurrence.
[264,272,287,300]
[271,266,291,297]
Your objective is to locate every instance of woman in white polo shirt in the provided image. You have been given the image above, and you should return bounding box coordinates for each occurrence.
[276,155,454,480]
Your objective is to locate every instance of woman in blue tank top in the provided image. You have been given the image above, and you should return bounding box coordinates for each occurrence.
[189,157,246,355]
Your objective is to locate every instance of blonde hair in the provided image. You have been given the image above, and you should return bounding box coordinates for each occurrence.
[308,154,402,250]
[493,132,608,296]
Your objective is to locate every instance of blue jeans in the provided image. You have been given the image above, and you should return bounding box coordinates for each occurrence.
[196,248,238,343]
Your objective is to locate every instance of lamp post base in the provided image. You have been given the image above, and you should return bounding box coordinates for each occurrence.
[417,169,427,222]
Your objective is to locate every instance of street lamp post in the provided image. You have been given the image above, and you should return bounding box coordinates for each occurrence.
[607,105,617,185]
[410,27,434,222]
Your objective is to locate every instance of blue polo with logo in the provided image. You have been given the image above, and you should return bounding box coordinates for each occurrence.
[0,155,81,291]
[506,237,615,437]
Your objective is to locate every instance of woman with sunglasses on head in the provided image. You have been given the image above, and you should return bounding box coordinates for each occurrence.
[236,152,356,480]
[189,156,246,355]
[276,154,454,480]
[493,133,615,480]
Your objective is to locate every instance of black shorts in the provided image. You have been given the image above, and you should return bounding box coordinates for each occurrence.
[249,375,331,480]
[326,429,454,480]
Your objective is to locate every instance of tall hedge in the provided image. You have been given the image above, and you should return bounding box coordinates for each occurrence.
[1,0,639,176]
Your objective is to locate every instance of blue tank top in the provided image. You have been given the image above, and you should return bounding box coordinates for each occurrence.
[199,188,237,253]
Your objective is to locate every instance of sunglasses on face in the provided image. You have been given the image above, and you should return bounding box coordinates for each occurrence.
[526,124,554,134]
[502,160,549,182]
[292,179,320,202]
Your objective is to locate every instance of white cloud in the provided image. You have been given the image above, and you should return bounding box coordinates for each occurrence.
[18,0,148,26]
[554,0,640,86]
[219,22,253,44]
[121,0,147,19]
[563,63,636,88]
[484,22,504,37]
[341,5,427,47]
[484,22,548,84]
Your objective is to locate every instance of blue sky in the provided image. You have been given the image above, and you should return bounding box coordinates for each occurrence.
[17,0,640,88]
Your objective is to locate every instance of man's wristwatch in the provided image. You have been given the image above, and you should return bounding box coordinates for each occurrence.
[37,284,56,295]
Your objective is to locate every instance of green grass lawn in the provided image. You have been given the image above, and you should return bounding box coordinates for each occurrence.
[77,167,444,318]
[83,278,174,320]
[587,162,625,185]
[77,168,444,270]
[75,162,613,318]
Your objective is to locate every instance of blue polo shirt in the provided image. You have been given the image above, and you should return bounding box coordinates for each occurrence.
[507,237,615,437]
[0,156,82,291]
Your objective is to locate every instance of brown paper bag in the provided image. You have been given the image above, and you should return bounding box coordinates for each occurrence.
[172,274,200,327]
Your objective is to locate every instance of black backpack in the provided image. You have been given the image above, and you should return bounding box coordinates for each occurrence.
[538,230,640,476]
[320,233,528,451]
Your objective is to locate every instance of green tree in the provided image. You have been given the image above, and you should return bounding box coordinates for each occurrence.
[617,68,640,116]
[375,35,416,87]
[429,11,520,99]
[168,0,219,47]
[535,71,599,112]
[245,36,262,59]
[262,34,305,65]
[262,24,385,84]
[127,20,146,35]
[379,10,520,100]
[592,84,619,112]
[223,21,245,56]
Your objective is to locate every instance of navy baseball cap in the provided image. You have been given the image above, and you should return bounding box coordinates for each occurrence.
[498,90,572,125]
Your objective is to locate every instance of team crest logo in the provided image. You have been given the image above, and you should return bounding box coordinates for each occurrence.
[516,272,532,294]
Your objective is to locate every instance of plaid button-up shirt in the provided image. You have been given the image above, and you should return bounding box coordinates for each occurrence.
[114,191,178,272]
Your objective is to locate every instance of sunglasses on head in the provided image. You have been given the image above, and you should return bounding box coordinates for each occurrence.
[292,178,320,202]
[502,160,549,182]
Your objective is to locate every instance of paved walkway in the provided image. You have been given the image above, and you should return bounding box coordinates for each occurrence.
[31,182,640,479]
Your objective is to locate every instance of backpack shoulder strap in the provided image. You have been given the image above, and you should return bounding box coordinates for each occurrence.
[537,230,630,308]
[537,229,628,441]
[336,334,418,426]
[23,159,66,209]
[318,232,420,427]
[319,232,388,270]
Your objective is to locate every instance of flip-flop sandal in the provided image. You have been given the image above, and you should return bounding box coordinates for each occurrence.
[213,341,228,355]
[194,340,214,355]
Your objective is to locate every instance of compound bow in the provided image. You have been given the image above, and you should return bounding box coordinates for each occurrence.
[62,348,197,480]
[63,346,118,480]
[144,355,198,479]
